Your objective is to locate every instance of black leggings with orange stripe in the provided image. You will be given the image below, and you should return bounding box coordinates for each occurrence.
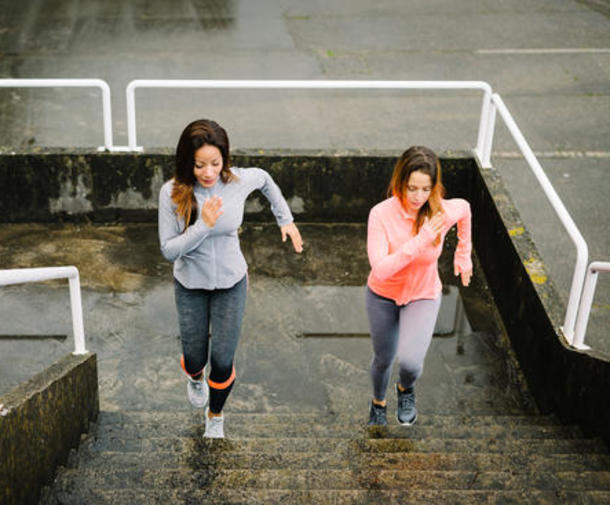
[174,275,247,413]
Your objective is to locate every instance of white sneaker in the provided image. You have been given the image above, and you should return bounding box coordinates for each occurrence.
[186,376,209,409]
[204,408,225,438]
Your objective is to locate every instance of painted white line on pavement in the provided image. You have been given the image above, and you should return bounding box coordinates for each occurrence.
[476,48,610,54]
[493,151,610,159]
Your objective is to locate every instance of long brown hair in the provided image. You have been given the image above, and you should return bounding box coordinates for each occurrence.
[171,119,236,229]
[387,146,445,244]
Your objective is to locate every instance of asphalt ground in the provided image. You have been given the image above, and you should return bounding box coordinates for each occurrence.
[0,0,608,353]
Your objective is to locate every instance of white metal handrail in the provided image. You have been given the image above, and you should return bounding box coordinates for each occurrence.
[573,262,610,350]
[484,93,589,346]
[0,266,87,355]
[125,79,493,153]
[0,78,114,151]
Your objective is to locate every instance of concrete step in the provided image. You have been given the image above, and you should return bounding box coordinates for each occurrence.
[43,409,609,505]
[50,467,610,491]
[96,410,564,427]
[40,487,610,505]
[69,450,610,473]
[81,434,608,455]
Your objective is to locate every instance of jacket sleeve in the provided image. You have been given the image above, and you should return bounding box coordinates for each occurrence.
[367,207,436,281]
[158,183,211,262]
[451,199,473,275]
[249,168,294,226]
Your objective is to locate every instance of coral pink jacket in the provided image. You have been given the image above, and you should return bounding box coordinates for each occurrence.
[367,196,472,305]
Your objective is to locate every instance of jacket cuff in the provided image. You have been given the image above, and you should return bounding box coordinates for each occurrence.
[453,254,472,274]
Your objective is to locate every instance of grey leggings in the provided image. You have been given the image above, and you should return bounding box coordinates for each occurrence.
[174,275,247,413]
[366,286,441,401]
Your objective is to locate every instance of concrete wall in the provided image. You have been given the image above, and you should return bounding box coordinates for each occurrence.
[0,352,98,505]
[0,149,471,223]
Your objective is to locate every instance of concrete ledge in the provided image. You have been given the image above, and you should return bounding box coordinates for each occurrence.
[470,162,610,445]
[0,352,98,505]
[0,148,472,223]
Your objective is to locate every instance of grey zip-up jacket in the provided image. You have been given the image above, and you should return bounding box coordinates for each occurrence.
[158,167,293,290]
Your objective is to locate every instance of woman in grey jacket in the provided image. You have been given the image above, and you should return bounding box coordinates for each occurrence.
[158,119,303,438]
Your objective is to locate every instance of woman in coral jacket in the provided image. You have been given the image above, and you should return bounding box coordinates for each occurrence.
[366,146,472,427]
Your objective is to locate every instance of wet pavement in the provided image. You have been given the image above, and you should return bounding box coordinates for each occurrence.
[0,0,608,352]
[0,223,535,417]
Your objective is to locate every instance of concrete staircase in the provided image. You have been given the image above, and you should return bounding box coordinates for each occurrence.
[41,410,610,504]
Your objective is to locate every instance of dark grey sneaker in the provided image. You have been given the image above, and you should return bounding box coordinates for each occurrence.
[368,402,388,426]
[396,383,417,426]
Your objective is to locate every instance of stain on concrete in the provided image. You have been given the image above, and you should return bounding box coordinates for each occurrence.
[509,226,525,237]
[524,257,548,285]
[0,224,166,292]
[49,174,93,215]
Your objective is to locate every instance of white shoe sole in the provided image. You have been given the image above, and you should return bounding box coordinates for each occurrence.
[397,413,417,426]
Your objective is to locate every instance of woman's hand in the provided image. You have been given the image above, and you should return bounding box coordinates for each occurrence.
[426,212,444,236]
[201,195,223,227]
[455,265,473,287]
[280,222,303,253]
[420,212,444,244]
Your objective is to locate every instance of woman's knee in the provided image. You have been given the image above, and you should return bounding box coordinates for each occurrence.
[181,354,205,378]
[397,358,422,383]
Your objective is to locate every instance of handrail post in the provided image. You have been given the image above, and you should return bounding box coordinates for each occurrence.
[98,79,114,152]
[475,89,493,167]
[564,246,590,344]
[480,99,496,169]
[126,81,142,152]
[573,262,610,350]
[68,268,87,355]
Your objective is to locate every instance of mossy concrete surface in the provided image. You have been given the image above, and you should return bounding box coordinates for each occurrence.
[0,352,98,505]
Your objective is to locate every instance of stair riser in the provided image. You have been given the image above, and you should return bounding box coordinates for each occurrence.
[96,413,562,428]
[40,488,610,505]
[72,450,610,472]
[83,436,608,455]
[54,469,610,491]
